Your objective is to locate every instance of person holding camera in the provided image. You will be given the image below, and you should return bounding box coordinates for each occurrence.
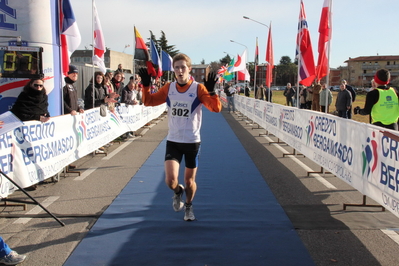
[354,68,399,130]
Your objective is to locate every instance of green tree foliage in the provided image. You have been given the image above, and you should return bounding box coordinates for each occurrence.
[209,61,220,73]
[157,31,179,57]
[145,31,180,80]
[275,56,297,85]
[220,54,232,66]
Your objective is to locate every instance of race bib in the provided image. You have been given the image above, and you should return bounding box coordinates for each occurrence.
[170,100,191,118]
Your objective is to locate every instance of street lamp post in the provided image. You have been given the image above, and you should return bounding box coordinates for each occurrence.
[243,16,269,28]
[230,39,248,49]
[243,16,269,98]
[230,40,248,84]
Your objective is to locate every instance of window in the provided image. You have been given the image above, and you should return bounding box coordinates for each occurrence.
[192,69,196,73]
[387,61,390,65]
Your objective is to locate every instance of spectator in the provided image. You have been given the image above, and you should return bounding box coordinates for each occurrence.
[299,85,307,109]
[283,83,295,106]
[292,86,298,107]
[0,236,26,265]
[121,79,141,139]
[111,71,125,102]
[11,78,50,123]
[10,78,49,190]
[224,82,236,112]
[104,70,115,111]
[265,85,273,102]
[312,82,321,111]
[134,73,141,84]
[121,79,141,106]
[84,72,116,110]
[63,65,84,115]
[319,83,333,113]
[138,53,221,221]
[62,65,84,170]
[342,79,356,119]
[116,63,123,73]
[354,68,399,130]
[254,85,258,99]
[84,72,117,153]
[335,83,352,119]
[305,86,313,109]
[256,84,266,101]
[244,84,250,97]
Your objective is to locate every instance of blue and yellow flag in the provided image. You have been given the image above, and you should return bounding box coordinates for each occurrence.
[223,58,235,81]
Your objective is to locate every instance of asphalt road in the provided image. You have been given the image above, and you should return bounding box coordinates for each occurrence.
[1,108,399,266]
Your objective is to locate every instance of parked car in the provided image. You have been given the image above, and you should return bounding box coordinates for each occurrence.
[234,83,251,93]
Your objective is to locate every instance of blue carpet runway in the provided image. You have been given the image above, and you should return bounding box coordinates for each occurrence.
[64,109,314,266]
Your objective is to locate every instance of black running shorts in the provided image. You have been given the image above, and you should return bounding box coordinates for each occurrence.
[165,141,201,169]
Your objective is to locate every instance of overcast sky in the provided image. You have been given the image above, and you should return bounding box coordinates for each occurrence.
[71,0,399,69]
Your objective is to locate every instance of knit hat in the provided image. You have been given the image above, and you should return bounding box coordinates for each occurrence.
[68,65,78,74]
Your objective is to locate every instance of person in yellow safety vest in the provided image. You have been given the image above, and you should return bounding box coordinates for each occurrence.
[354,68,399,130]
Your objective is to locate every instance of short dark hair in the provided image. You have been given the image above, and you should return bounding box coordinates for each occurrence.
[375,68,390,84]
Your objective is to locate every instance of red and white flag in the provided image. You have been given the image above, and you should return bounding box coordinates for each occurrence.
[233,49,247,72]
[316,0,332,81]
[296,0,316,86]
[265,23,274,88]
[92,1,106,74]
[238,68,250,81]
[217,65,227,76]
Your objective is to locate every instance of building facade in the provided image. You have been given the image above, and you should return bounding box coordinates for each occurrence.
[71,49,134,73]
[191,64,207,82]
[344,55,399,88]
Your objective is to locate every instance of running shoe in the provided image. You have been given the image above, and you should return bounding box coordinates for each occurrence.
[172,184,184,212]
[0,251,26,265]
[184,203,195,221]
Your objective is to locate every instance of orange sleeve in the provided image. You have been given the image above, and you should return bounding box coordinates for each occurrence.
[197,83,222,112]
[142,83,170,106]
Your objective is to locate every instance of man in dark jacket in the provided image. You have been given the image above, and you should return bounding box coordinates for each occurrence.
[62,65,84,169]
[335,83,352,119]
[244,85,250,97]
[121,79,141,105]
[342,79,356,119]
[283,83,295,106]
[63,65,84,115]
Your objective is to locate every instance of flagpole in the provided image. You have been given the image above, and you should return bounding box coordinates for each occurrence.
[133,25,136,75]
[324,0,332,114]
[266,21,272,102]
[92,0,95,111]
[254,37,258,97]
[296,0,303,109]
[160,48,163,81]
[59,3,65,115]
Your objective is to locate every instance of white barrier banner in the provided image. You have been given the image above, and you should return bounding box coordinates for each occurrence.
[231,94,399,218]
[0,104,166,197]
